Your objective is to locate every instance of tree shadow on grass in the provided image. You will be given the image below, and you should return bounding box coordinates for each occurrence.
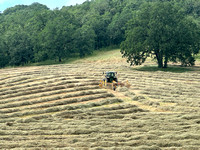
[133,65,195,73]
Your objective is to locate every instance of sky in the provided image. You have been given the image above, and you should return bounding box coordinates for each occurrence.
[0,0,87,12]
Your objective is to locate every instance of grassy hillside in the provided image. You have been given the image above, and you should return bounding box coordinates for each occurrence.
[25,49,122,67]
[0,49,200,149]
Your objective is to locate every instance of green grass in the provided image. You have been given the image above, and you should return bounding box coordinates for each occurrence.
[133,65,195,73]
[24,48,121,66]
[195,53,200,61]
[4,47,200,73]
[26,56,81,66]
[74,49,122,63]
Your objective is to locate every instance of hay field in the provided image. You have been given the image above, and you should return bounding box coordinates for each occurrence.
[0,50,200,150]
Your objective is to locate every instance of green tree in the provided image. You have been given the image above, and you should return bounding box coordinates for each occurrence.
[4,28,33,66]
[25,9,52,62]
[107,7,133,45]
[0,3,50,66]
[0,37,9,68]
[121,2,200,68]
[41,10,75,62]
[74,25,96,57]
[0,18,9,68]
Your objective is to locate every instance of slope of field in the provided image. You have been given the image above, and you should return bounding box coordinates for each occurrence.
[0,49,200,149]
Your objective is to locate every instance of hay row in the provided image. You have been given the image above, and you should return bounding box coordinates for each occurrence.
[0,93,115,122]
[0,76,92,94]
[0,82,99,105]
[0,89,107,110]
[0,79,98,100]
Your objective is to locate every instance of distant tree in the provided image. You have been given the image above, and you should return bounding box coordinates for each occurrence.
[29,2,49,10]
[0,3,50,65]
[0,37,9,68]
[41,10,75,62]
[4,29,33,66]
[107,8,133,45]
[24,10,52,62]
[91,0,110,15]
[3,5,28,15]
[88,11,111,49]
[74,25,96,57]
[1,0,200,68]
[121,2,200,68]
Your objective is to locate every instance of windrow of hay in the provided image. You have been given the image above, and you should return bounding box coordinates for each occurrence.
[0,92,115,122]
[0,52,200,149]
[0,89,108,109]
[0,84,99,105]
[0,79,98,100]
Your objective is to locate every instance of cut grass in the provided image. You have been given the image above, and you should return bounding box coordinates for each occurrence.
[0,47,200,149]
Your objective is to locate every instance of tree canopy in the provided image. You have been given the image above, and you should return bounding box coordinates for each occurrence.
[0,0,200,68]
[121,2,200,68]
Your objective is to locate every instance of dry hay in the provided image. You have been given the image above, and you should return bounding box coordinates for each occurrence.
[0,56,200,149]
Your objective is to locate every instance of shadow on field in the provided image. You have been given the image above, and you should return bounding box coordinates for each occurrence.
[133,65,195,73]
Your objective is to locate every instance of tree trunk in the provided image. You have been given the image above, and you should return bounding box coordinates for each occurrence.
[59,57,62,62]
[155,52,163,68]
[164,57,168,68]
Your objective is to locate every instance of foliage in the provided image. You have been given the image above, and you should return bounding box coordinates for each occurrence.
[1,0,200,68]
[4,28,33,66]
[73,25,96,57]
[121,2,200,68]
[40,10,76,62]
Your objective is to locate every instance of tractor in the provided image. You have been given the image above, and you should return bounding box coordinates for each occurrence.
[99,71,130,90]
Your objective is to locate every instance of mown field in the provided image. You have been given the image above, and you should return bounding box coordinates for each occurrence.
[0,50,200,150]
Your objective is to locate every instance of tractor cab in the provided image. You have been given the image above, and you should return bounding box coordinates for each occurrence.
[104,71,118,83]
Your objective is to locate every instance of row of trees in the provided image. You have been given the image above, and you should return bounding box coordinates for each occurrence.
[0,3,96,67]
[0,0,200,68]
[0,0,136,67]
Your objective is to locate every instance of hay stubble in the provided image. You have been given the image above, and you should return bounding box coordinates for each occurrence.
[0,50,200,149]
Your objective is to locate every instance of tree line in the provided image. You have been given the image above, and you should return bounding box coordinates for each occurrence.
[0,0,200,68]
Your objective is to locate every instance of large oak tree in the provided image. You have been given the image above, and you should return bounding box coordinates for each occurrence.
[121,2,200,68]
